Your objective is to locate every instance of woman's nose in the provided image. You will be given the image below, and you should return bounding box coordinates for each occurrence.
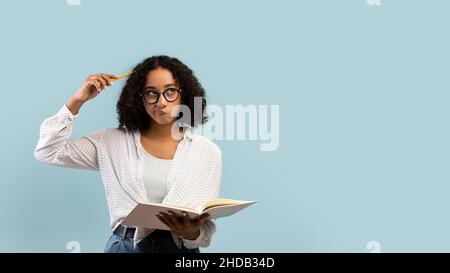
[155,94,168,107]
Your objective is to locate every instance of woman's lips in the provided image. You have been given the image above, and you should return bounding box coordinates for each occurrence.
[154,110,167,116]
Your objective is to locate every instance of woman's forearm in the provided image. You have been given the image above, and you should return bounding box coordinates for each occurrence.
[66,96,86,116]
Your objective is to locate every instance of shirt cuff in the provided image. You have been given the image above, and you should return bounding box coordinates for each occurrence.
[181,226,207,249]
[61,103,79,120]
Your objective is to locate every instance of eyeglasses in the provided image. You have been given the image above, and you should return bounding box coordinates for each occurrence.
[140,86,182,104]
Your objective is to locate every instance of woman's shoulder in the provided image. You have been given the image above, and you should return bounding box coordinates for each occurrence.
[190,130,222,156]
[94,127,132,142]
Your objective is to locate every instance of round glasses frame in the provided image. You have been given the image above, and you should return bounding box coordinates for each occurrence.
[140,87,183,104]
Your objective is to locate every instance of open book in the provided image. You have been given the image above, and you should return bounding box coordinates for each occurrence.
[121,198,257,230]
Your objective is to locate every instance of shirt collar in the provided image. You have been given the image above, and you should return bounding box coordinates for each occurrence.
[133,124,194,159]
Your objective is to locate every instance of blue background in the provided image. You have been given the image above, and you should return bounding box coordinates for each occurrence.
[1,0,449,252]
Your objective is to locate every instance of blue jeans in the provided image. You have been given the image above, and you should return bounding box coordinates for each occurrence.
[104,229,201,253]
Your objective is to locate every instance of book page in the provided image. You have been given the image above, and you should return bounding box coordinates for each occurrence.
[201,201,257,219]
[201,198,253,211]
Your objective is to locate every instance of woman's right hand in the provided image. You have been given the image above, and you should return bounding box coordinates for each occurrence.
[73,73,119,102]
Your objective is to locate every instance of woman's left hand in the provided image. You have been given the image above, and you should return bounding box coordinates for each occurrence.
[157,210,210,240]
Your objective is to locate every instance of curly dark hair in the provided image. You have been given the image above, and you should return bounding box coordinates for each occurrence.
[116,55,208,132]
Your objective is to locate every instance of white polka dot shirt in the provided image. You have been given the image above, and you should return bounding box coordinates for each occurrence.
[34,104,222,250]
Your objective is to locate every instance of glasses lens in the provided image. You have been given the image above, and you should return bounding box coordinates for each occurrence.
[164,88,179,102]
[144,90,159,103]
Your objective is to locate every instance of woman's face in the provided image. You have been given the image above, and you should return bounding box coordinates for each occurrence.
[142,68,182,126]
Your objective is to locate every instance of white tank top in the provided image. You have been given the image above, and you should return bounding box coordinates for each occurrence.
[141,148,172,203]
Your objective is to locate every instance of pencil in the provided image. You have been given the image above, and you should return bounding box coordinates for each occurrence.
[114,71,133,81]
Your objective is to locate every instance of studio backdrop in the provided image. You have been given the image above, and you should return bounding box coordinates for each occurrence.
[1,0,449,252]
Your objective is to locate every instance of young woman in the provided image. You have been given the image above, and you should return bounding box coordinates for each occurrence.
[34,55,222,253]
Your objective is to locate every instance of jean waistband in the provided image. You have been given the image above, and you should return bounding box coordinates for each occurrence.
[113,225,173,239]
